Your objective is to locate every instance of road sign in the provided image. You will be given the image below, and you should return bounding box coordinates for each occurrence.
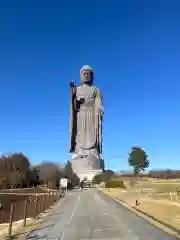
[60,178,68,188]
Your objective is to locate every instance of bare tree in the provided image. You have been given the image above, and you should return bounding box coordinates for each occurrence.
[35,162,63,188]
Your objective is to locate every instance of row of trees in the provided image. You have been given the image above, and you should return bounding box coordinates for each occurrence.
[120,169,180,179]
[148,169,180,179]
[0,153,79,189]
[2,147,175,188]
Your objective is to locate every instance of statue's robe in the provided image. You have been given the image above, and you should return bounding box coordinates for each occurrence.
[70,84,103,158]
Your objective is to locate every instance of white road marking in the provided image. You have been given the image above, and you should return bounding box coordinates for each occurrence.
[60,194,81,240]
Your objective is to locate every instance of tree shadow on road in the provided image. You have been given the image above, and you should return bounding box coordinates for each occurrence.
[11,224,54,239]
[34,223,54,231]
[26,234,47,239]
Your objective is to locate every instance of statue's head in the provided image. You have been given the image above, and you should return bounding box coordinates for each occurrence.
[80,65,94,85]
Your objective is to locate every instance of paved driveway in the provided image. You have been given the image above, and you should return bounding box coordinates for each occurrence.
[26,188,175,239]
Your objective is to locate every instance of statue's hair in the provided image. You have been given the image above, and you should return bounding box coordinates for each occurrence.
[80,65,93,73]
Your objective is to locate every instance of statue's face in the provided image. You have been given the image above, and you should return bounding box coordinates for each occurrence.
[80,70,93,85]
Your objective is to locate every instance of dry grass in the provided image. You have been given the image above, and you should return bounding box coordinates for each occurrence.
[102,188,180,230]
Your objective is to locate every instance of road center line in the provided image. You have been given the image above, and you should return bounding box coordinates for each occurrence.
[60,194,81,240]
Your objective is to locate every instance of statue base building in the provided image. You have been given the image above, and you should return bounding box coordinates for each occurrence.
[71,153,103,181]
[73,169,102,181]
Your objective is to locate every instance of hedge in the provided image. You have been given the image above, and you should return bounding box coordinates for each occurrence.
[105,180,126,188]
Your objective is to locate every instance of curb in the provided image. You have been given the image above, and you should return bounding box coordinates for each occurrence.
[98,189,180,239]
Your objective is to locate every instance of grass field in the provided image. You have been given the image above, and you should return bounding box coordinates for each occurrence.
[101,179,180,231]
[102,188,180,231]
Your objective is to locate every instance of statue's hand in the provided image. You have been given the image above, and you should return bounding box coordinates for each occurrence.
[69,80,75,88]
[99,107,104,115]
[77,97,85,104]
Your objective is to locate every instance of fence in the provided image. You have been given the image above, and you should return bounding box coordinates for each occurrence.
[0,189,63,239]
[131,187,180,201]
[132,187,180,194]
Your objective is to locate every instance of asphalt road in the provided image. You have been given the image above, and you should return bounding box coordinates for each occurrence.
[27,188,175,240]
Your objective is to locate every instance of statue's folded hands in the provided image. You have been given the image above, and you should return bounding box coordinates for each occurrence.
[76,97,85,104]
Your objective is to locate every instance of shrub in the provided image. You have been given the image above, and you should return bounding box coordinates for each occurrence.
[92,174,102,184]
[92,169,115,184]
[105,180,126,188]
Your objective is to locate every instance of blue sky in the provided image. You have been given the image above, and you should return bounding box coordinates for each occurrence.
[0,0,180,171]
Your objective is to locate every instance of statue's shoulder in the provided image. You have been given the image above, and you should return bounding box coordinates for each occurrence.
[95,87,103,96]
[96,87,102,93]
[92,86,101,92]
